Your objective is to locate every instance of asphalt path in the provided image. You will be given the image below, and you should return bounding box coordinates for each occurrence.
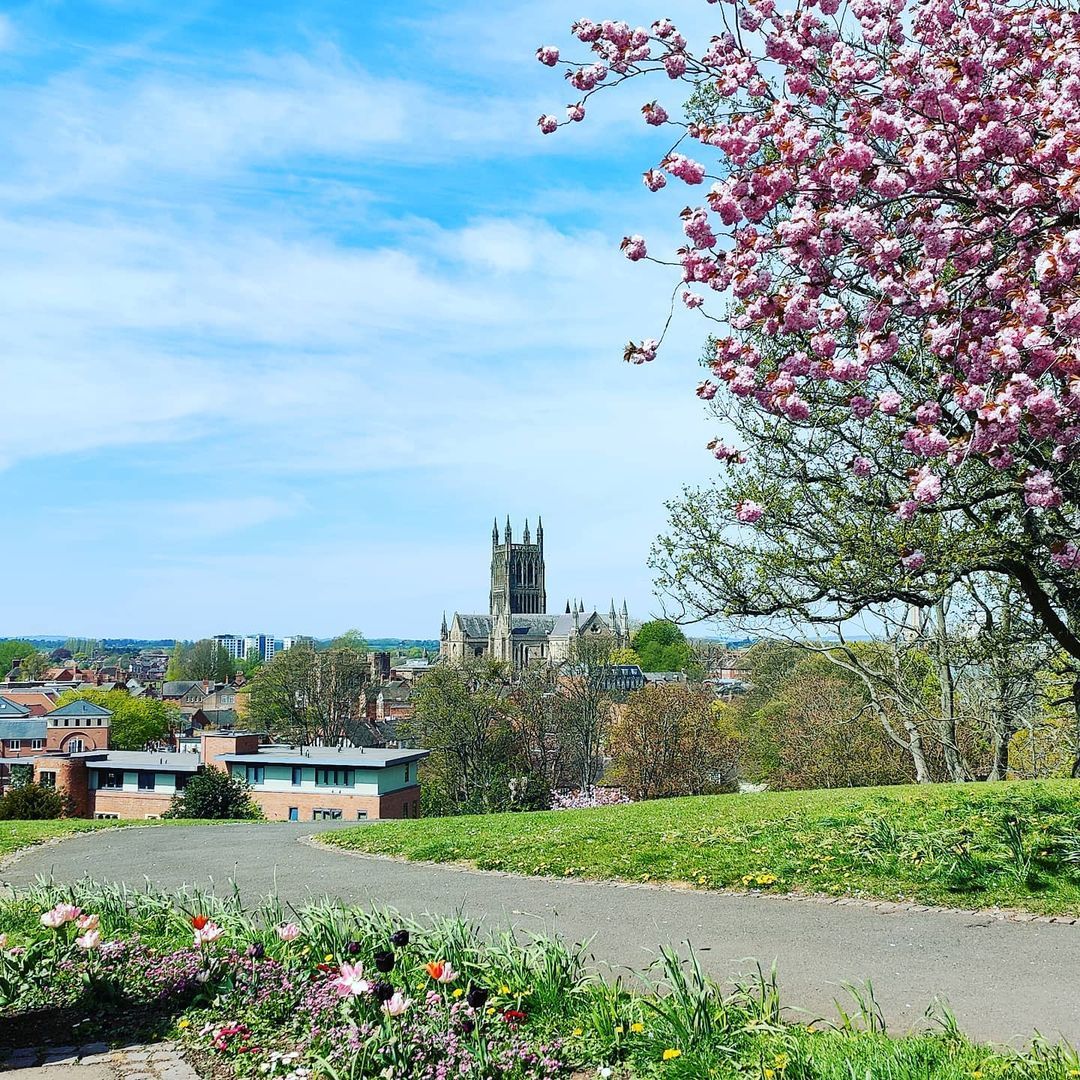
[3,822,1079,1045]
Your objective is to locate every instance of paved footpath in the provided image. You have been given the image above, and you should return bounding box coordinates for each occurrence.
[1,1041,197,1080]
[4,823,1080,1045]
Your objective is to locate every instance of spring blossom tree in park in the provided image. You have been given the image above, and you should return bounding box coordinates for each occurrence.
[536,0,1080,680]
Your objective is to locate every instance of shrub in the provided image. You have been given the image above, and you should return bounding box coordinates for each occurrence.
[163,769,262,820]
[0,783,65,820]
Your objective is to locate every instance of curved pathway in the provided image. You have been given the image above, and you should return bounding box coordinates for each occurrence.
[3,822,1079,1044]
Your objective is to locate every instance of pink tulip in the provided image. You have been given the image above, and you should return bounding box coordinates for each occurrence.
[77,929,101,950]
[331,962,371,997]
[76,913,100,932]
[276,922,301,942]
[193,921,224,947]
[382,991,411,1016]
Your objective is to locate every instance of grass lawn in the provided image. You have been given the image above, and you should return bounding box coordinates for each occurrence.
[0,818,260,861]
[322,780,1080,914]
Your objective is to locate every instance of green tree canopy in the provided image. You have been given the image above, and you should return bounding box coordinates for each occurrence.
[163,768,262,820]
[631,620,694,674]
[167,640,236,682]
[56,689,177,750]
[0,640,44,677]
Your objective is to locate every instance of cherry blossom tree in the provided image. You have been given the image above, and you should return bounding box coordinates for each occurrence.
[538,0,1080,676]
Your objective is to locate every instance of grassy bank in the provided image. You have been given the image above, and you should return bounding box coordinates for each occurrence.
[0,818,260,861]
[322,781,1080,914]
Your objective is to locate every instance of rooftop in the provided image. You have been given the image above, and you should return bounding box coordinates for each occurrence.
[216,744,429,768]
[75,751,202,772]
[0,719,46,740]
[49,700,113,718]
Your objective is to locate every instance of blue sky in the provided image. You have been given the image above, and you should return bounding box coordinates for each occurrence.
[0,0,723,639]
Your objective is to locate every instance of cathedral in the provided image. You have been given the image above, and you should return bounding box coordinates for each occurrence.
[440,517,631,669]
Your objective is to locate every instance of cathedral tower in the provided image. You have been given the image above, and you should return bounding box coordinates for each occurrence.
[489,516,547,616]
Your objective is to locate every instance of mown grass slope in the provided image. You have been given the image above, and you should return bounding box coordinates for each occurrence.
[322,781,1080,914]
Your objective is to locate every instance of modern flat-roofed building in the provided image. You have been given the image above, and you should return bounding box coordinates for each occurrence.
[213,741,426,821]
[34,729,427,822]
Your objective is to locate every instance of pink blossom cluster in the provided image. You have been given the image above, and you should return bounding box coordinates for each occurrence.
[550,787,632,810]
[540,0,1080,572]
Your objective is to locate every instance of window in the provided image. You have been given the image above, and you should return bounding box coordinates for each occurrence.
[403,803,409,819]
[30,739,43,750]
[403,763,410,783]
[412,801,418,818]
[67,737,84,753]
[94,812,119,820]
[138,772,156,791]
[312,808,342,821]
[356,810,368,820]
[5,740,20,752]
[176,773,190,790]
[244,766,265,785]
[99,770,124,789]
[291,766,303,786]
[315,767,353,788]
[39,771,56,788]
[288,807,299,821]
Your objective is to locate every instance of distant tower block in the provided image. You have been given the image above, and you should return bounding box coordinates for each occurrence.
[489,516,547,616]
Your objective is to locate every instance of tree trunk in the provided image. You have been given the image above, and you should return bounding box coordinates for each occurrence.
[1071,677,1080,780]
[934,599,968,782]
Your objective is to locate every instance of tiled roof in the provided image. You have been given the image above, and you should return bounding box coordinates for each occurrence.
[49,700,113,718]
[0,697,31,718]
[0,719,46,740]
[217,745,429,768]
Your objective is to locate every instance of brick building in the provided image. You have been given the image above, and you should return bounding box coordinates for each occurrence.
[33,727,427,822]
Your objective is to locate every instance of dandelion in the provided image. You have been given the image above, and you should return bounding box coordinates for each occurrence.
[631,1022,644,1033]
[499,983,511,994]
[572,1028,584,1037]
[663,1048,682,1061]
[452,987,464,998]
[177,1019,191,1030]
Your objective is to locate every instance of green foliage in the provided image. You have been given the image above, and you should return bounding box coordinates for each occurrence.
[163,769,262,820]
[167,640,236,682]
[0,783,64,820]
[324,780,1080,914]
[631,620,694,673]
[0,641,45,678]
[55,689,176,751]
[403,658,526,815]
[327,628,368,652]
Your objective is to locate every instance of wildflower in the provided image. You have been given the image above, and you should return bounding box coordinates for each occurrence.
[382,992,410,1017]
[663,1048,683,1060]
[177,1019,191,1030]
[572,1028,584,1037]
[598,1069,613,1079]
[452,987,464,998]
[324,953,334,963]
[631,1022,644,1033]
[390,929,410,948]
[466,986,490,1010]
[331,962,371,997]
[193,921,224,948]
[766,1069,776,1079]
[774,1054,790,1069]
[373,949,395,973]
[499,983,511,994]
[276,923,301,942]
[425,960,457,983]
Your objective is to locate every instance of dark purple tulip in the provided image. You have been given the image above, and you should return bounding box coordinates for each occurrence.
[466,986,489,1010]
[246,942,265,961]
[345,940,362,956]
[390,929,410,948]
[372,981,395,1002]
[459,1018,476,1035]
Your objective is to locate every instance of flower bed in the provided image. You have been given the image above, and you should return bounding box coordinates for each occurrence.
[1,880,1078,1079]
